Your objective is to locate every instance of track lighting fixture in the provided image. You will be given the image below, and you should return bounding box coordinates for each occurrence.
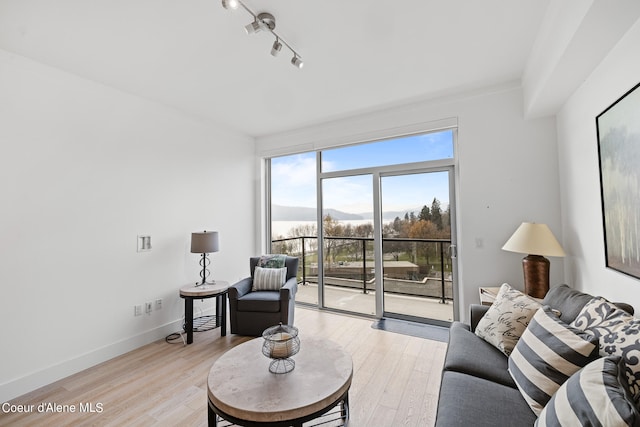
[244,20,261,34]
[221,0,238,10]
[221,1,303,69]
[271,39,282,57]
[291,55,304,69]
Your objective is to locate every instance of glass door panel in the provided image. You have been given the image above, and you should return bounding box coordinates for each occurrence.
[269,153,318,306]
[380,171,454,323]
[321,175,376,316]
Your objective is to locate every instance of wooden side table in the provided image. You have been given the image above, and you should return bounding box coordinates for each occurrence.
[479,287,501,306]
[180,281,229,344]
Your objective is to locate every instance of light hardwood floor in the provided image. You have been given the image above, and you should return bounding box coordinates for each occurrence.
[1,307,447,427]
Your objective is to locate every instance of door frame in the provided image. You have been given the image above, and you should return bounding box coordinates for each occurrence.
[316,159,458,323]
[377,166,458,325]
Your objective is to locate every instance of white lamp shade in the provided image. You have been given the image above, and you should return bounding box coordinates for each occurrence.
[191,231,220,253]
[502,222,565,257]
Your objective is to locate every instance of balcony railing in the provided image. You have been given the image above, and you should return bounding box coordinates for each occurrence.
[271,236,453,303]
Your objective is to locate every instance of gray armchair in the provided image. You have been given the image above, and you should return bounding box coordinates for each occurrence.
[228,256,299,336]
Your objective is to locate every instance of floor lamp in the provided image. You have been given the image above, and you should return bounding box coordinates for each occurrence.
[191,231,219,286]
[502,222,565,299]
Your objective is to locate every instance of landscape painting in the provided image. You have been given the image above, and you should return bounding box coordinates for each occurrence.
[597,81,640,279]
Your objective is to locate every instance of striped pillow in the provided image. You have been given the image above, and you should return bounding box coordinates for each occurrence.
[536,357,640,426]
[252,266,287,291]
[508,306,599,415]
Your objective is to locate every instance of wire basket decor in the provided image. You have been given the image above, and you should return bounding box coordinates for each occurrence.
[261,323,300,374]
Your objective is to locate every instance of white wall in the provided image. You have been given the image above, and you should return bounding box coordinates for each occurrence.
[557,18,640,310]
[0,49,256,402]
[256,84,561,322]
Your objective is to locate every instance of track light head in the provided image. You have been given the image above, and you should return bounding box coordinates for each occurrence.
[291,55,304,69]
[244,20,261,34]
[221,0,239,10]
[271,39,283,57]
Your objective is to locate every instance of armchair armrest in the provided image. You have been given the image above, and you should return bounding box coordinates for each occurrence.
[229,277,253,300]
[470,304,490,332]
[280,277,298,300]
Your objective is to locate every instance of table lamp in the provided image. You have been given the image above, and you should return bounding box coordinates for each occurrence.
[502,222,565,299]
[191,231,219,286]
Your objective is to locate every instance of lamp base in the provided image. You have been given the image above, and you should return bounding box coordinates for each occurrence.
[522,255,550,299]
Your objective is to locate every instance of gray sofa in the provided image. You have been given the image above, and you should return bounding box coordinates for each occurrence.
[435,284,634,426]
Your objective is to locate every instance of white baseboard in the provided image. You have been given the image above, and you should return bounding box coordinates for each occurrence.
[0,318,187,403]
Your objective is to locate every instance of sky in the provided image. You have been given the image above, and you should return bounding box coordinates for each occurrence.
[270,131,453,214]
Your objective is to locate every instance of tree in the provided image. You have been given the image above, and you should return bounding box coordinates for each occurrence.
[393,216,402,234]
[323,214,341,265]
[286,223,318,255]
[419,205,431,222]
[408,220,438,239]
[431,198,443,230]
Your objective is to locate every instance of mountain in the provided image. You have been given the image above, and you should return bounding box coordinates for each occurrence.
[359,208,423,221]
[272,205,364,221]
[272,205,431,222]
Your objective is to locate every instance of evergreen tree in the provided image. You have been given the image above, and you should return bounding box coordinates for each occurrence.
[431,198,443,229]
[419,205,431,222]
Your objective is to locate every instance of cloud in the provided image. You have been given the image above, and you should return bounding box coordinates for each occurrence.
[271,154,317,207]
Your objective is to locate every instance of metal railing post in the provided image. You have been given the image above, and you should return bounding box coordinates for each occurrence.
[301,237,306,285]
[362,239,367,294]
[439,241,446,304]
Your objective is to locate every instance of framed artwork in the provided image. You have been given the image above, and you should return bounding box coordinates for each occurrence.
[596,81,640,280]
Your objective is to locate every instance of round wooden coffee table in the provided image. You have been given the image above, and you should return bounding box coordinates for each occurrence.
[207,337,353,426]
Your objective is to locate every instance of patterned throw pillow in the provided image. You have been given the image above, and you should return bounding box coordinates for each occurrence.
[570,296,640,401]
[252,266,287,291]
[257,254,287,269]
[508,306,599,415]
[475,283,542,356]
[536,357,640,426]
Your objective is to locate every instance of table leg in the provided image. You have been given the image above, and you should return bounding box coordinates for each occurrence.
[342,392,350,426]
[184,297,194,345]
[220,294,227,337]
[208,401,217,427]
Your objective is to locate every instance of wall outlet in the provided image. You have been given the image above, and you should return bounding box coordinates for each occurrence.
[155,299,162,310]
[134,305,143,316]
[145,302,152,314]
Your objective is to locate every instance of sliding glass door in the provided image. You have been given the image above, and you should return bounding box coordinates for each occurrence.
[268,128,458,324]
[380,171,455,324]
[321,174,375,316]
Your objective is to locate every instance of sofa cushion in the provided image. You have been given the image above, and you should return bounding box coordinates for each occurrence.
[542,284,594,324]
[536,357,640,427]
[444,322,516,388]
[435,371,536,427]
[508,306,599,415]
[237,291,281,312]
[252,266,287,291]
[475,283,542,356]
[571,296,640,401]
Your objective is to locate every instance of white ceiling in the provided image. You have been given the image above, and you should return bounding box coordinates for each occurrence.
[0,0,555,137]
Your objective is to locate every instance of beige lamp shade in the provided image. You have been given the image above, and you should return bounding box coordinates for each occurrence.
[502,222,565,257]
[191,231,220,254]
